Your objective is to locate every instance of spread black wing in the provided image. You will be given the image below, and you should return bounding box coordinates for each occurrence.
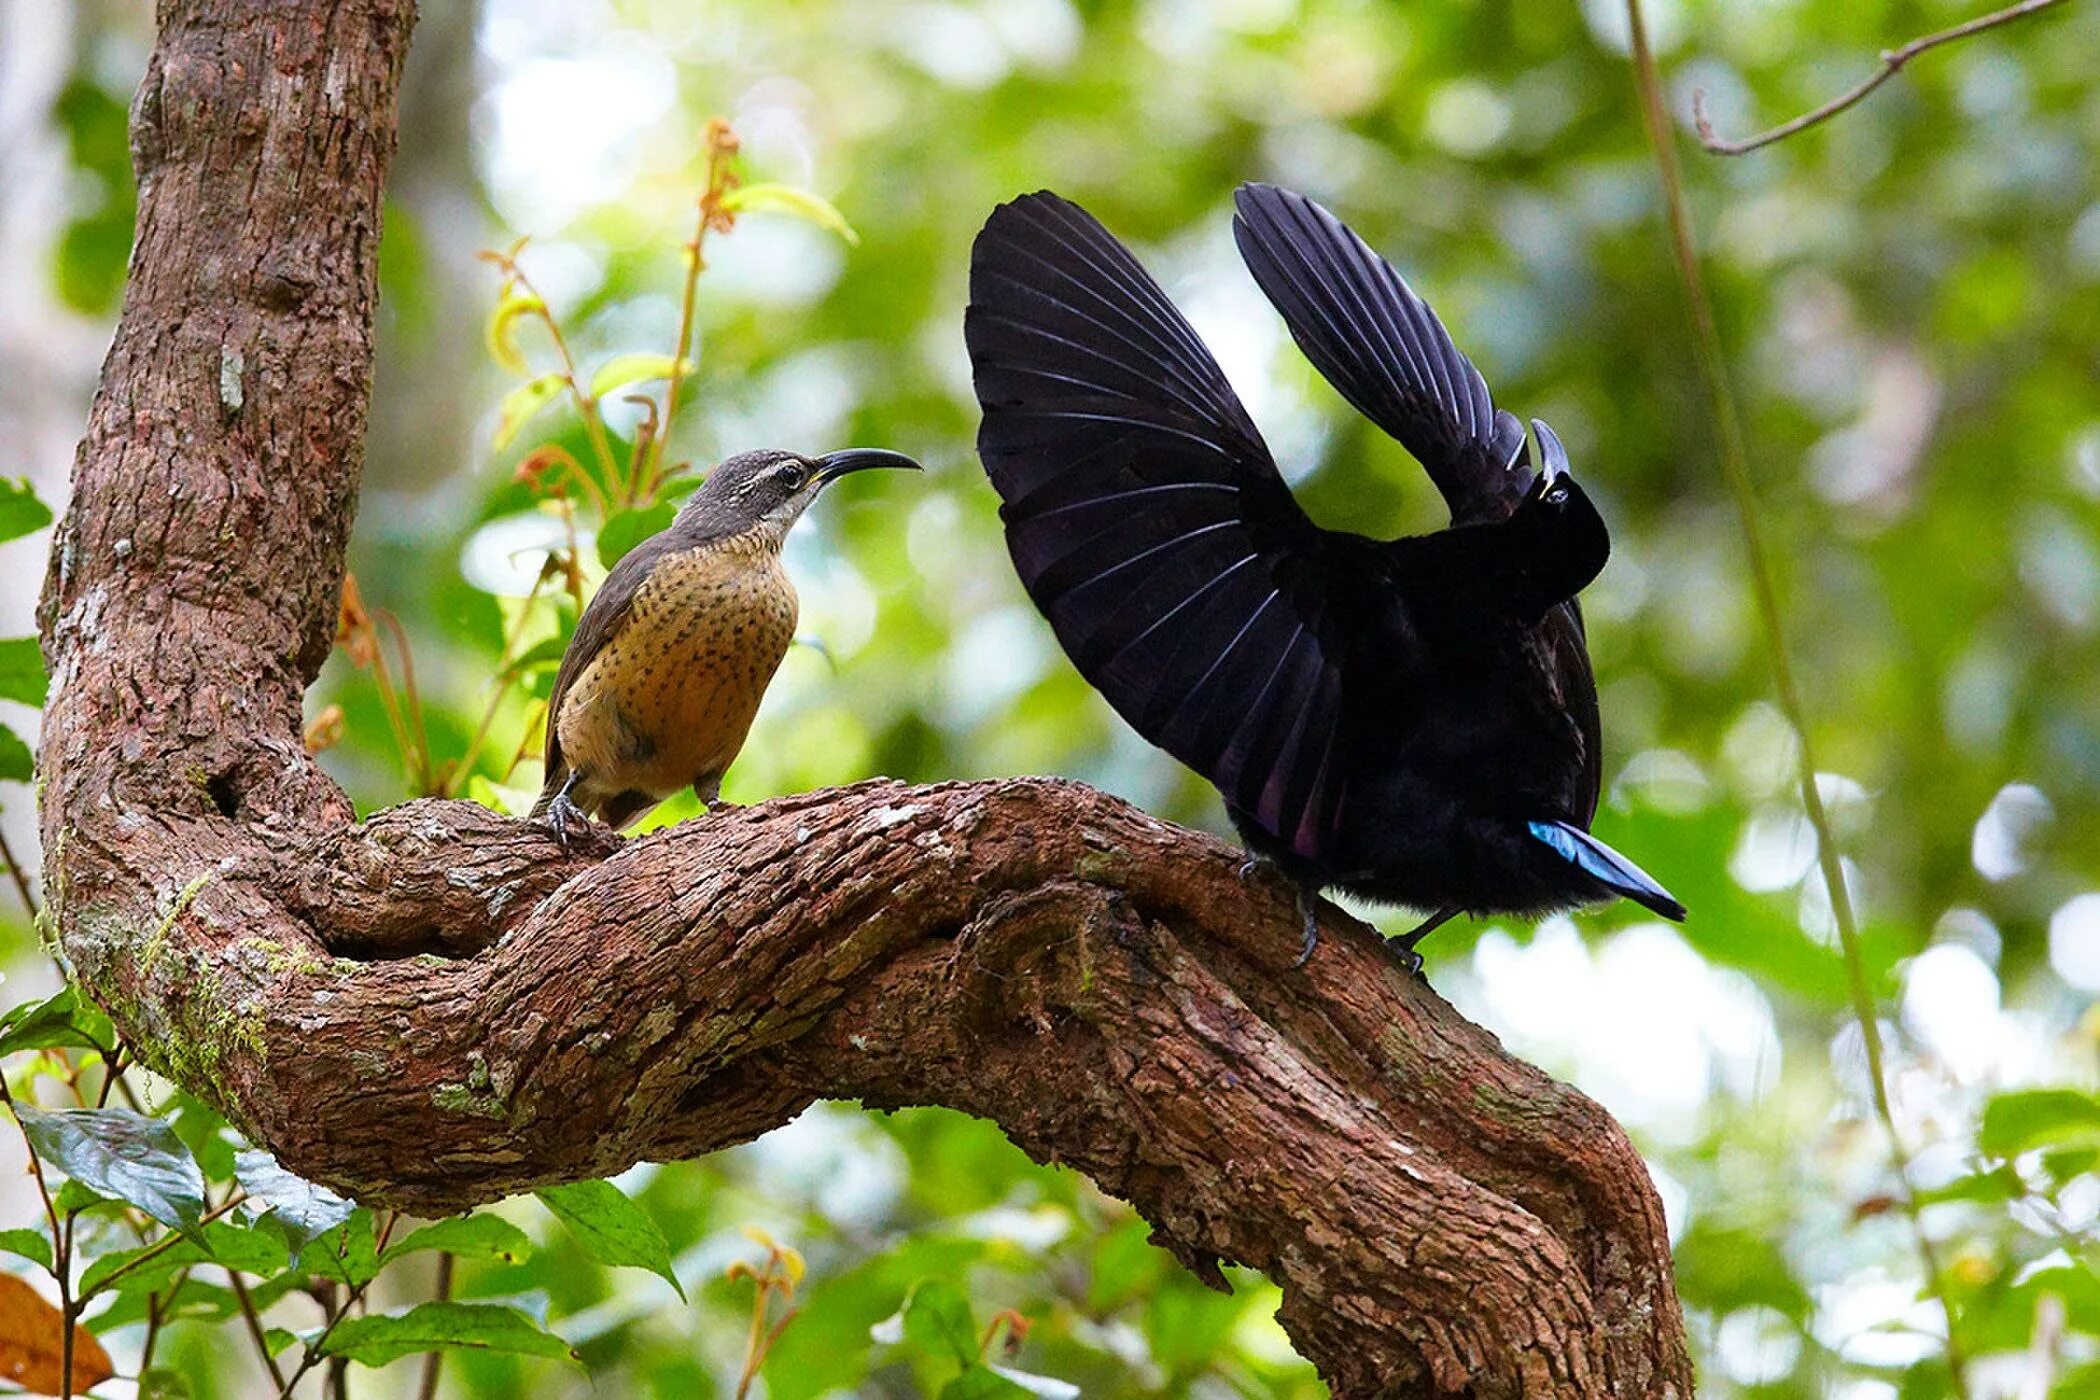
[1232,183,1530,525]
[965,190,1368,864]
[1237,182,1603,822]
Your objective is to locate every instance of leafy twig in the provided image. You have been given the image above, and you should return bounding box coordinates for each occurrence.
[278,1211,400,1399]
[0,1077,79,1392]
[480,248,625,499]
[639,119,743,505]
[1623,3,1972,1392]
[443,556,559,797]
[415,1252,455,1400]
[1691,0,2071,155]
[76,1194,249,1301]
[230,1267,292,1391]
[726,1228,803,1400]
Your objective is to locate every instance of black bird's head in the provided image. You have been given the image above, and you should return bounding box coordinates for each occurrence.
[1505,419,1610,616]
[682,447,921,541]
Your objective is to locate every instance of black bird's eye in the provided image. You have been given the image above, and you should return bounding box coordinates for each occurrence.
[776,463,808,490]
[1545,483,1570,506]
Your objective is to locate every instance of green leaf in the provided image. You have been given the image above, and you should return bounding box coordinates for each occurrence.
[492,372,566,451]
[0,637,47,708]
[0,721,29,783]
[306,1209,381,1287]
[0,986,113,1057]
[1912,1165,2024,1207]
[81,1239,205,1299]
[534,1179,683,1299]
[902,1278,979,1367]
[940,1367,1036,1400]
[83,1221,289,1298]
[0,1226,52,1274]
[1086,1216,1165,1310]
[381,1212,533,1266]
[138,1366,194,1398]
[498,635,568,683]
[588,353,690,400]
[202,1219,290,1275]
[318,1301,579,1367]
[1979,1088,2100,1157]
[54,1179,109,1214]
[0,478,53,545]
[168,1096,237,1183]
[15,1106,206,1241]
[234,1149,356,1261]
[595,502,675,571]
[721,183,860,245]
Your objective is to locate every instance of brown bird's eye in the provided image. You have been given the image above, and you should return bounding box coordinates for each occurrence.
[776,463,807,490]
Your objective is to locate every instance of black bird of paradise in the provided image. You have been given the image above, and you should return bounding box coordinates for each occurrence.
[964,183,1684,967]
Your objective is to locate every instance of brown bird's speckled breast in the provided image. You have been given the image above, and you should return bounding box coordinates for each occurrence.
[555,531,798,814]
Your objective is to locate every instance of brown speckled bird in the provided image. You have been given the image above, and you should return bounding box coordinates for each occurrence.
[531,447,920,838]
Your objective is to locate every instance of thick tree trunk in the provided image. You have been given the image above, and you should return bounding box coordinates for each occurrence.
[34,2,1695,1395]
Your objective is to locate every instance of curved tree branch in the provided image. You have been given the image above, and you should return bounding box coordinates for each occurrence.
[34,2,1692,1394]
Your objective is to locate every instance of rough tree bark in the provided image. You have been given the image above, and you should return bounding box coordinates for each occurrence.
[33,2,1694,1395]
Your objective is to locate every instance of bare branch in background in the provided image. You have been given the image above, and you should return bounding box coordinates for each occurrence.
[1692,0,2071,155]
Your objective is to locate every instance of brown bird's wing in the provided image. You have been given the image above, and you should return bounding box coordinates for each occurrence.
[531,531,683,815]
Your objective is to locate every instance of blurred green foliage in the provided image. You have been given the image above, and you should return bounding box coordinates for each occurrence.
[7,0,2100,1395]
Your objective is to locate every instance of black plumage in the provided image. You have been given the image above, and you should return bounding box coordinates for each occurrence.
[964,183,1683,964]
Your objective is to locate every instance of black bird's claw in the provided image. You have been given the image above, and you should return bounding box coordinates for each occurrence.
[1236,853,1267,884]
[1385,907,1458,983]
[1384,938,1426,981]
[1293,883,1320,967]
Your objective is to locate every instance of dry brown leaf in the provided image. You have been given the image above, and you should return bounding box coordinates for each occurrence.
[0,1273,114,1395]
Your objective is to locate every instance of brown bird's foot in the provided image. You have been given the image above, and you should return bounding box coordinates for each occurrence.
[544,792,591,849]
[1385,907,1458,981]
[540,770,588,849]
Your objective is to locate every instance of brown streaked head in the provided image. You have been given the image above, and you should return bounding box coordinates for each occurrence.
[678,446,921,536]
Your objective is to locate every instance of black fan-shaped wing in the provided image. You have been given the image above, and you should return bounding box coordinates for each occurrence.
[1232,183,1529,525]
[966,191,1364,863]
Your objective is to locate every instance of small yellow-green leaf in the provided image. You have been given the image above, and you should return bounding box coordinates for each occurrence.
[493,373,566,451]
[721,183,860,245]
[588,353,691,400]
[485,288,547,374]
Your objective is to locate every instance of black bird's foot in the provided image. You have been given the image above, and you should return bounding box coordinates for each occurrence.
[1385,907,1458,981]
[1293,881,1321,967]
[1236,852,1269,884]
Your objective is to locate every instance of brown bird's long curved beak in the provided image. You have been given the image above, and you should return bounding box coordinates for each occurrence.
[814,448,921,482]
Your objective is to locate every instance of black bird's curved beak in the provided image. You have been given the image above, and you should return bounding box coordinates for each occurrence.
[813,448,922,483]
[1530,419,1570,483]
